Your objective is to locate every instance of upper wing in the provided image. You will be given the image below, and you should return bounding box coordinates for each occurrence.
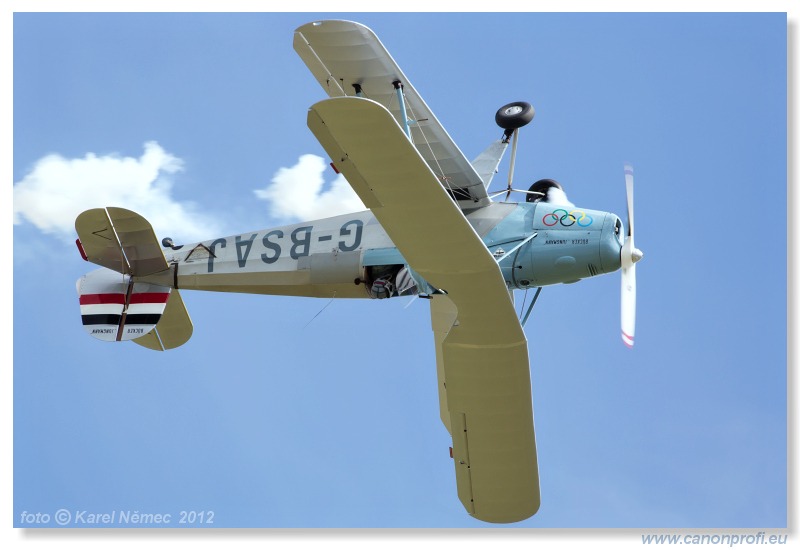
[308,96,540,523]
[294,19,491,210]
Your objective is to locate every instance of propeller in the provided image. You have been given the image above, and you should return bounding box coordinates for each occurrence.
[620,164,644,347]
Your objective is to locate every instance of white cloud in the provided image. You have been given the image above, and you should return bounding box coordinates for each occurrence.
[254,154,365,222]
[14,146,366,250]
[13,141,224,243]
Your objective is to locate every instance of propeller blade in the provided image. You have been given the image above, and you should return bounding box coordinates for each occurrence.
[621,264,636,347]
[620,164,641,347]
[624,164,635,241]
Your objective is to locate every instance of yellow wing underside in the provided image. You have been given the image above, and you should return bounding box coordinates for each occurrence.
[308,97,540,523]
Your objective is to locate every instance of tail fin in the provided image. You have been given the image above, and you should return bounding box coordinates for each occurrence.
[75,207,193,350]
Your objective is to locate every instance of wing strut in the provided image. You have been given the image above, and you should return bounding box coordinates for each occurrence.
[392,80,412,138]
[520,287,543,328]
[505,129,520,200]
[494,233,537,264]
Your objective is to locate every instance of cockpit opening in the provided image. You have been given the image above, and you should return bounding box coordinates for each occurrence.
[360,264,418,299]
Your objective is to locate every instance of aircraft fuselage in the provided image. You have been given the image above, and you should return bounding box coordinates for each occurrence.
[149,201,624,300]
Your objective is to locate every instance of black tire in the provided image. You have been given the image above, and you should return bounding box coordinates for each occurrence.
[495,101,535,130]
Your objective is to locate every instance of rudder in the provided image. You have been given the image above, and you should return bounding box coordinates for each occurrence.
[77,268,171,342]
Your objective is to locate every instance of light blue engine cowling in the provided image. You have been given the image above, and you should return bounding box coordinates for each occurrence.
[485,202,623,289]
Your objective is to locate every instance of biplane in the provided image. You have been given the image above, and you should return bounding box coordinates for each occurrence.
[74,20,643,523]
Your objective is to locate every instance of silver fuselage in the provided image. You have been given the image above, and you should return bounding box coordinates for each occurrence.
[153,201,624,300]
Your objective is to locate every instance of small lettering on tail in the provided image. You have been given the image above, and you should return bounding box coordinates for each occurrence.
[77,268,171,342]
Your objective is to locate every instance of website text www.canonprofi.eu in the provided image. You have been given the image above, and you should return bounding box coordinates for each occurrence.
[642,532,788,546]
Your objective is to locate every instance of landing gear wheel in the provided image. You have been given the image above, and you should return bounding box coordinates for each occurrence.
[495,101,535,130]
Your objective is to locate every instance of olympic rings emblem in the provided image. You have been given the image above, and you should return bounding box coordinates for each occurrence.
[542,209,593,227]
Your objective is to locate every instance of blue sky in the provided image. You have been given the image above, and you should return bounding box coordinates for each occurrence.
[8,7,792,539]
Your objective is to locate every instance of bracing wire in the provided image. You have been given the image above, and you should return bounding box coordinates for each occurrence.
[304,291,337,328]
[518,288,529,319]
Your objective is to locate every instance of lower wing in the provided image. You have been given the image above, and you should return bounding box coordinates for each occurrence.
[308,97,540,522]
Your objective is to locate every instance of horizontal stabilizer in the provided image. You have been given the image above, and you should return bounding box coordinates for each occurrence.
[75,207,169,276]
[132,289,193,351]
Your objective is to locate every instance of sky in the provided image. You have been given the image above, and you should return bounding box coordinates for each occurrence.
[7,6,794,543]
